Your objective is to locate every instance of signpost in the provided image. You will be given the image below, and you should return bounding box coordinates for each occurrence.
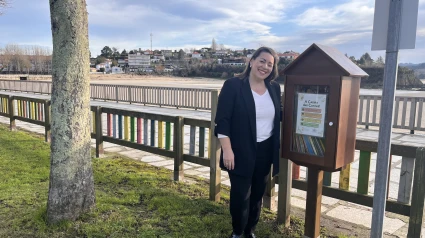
[370,0,419,237]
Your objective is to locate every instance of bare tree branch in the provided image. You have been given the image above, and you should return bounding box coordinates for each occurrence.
[0,0,10,15]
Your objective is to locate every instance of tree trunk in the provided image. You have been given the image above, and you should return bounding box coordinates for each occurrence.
[47,0,95,224]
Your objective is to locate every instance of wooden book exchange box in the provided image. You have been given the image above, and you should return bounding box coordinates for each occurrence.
[281,43,368,172]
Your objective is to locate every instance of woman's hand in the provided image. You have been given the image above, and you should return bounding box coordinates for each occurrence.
[218,137,234,170]
[223,148,235,170]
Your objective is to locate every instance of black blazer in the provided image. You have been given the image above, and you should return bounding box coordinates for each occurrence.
[214,77,282,177]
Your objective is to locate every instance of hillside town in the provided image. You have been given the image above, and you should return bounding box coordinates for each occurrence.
[0,41,300,75]
[0,43,423,88]
[88,46,300,75]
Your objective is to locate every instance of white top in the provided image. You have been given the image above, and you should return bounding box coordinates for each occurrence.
[218,89,275,142]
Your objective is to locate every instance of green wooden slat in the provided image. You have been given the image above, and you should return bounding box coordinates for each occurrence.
[199,127,205,157]
[189,125,196,155]
[143,119,148,145]
[323,172,332,186]
[118,115,123,139]
[165,121,171,150]
[150,119,155,146]
[131,117,135,142]
[357,151,371,195]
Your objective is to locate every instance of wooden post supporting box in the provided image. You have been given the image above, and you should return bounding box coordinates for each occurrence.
[281,43,368,238]
[282,43,368,172]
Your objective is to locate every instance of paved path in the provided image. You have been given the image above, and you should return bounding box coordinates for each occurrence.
[1,91,425,237]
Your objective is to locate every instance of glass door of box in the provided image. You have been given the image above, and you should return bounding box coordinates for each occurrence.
[282,76,340,169]
[291,85,329,157]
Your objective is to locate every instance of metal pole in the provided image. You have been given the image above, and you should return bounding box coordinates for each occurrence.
[371,0,402,237]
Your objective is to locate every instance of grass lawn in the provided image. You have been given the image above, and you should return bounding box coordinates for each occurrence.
[0,123,342,238]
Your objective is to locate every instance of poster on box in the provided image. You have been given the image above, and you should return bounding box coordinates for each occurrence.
[295,93,327,138]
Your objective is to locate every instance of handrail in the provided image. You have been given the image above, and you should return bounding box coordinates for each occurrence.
[1,79,425,133]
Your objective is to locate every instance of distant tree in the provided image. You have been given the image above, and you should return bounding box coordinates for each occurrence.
[243,48,247,56]
[129,50,134,54]
[121,49,127,56]
[359,52,374,66]
[100,46,112,58]
[111,59,118,67]
[375,56,385,66]
[349,56,357,64]
[178,49,185,60]
[211,38,217,51]
[278,57,291,66]
[0,0,9,15]
[112,47,120,59]
[21,56,32,74]
[96,56,106,64]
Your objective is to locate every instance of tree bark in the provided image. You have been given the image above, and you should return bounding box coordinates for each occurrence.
[47,0,95,224]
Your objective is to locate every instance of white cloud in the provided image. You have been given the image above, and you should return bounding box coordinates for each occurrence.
[418,28,425,37]
[294,0,374,30]
[187,0,290,23]
[321,31,371,45]
[86,0,293,54]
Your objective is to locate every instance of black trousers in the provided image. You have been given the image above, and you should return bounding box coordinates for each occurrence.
[228,136,273,235]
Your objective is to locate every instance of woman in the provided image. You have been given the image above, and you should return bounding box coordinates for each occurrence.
[214,47,282,238]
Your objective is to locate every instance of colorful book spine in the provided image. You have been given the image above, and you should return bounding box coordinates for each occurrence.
[292,134,325,157]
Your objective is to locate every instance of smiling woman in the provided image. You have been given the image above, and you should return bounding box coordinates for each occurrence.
[214,46,282,238]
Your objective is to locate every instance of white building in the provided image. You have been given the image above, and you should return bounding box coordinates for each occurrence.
[96,60,112,72]
[214,50,228,57]
[191,52,202,59]
[111,66,123,74]
[128,53,150,68]
[151,54,165,63]
[161,50,172,57]
[117,59,128,67]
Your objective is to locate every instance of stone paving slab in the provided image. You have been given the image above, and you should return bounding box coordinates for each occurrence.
[326,206,405,234]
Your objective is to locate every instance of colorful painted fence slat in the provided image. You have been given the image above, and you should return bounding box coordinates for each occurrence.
[113,114,117,138]
[357,151,371,195]
[118,115,123,139]
[199,127,205,157]
[339,164,351,190]
[124,116,129,141]
[107,113,112,137]
[150,120,155,146]
[137,118,142,144]
[143,119,148,145]
[158,121,163,148]
[189,125,196,155]
[165,122,171,150]
[131,117,135,143]
[0,97,8,114]
[323,172,332,186]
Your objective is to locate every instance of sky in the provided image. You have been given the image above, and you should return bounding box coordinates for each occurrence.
[0,0,424,63]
